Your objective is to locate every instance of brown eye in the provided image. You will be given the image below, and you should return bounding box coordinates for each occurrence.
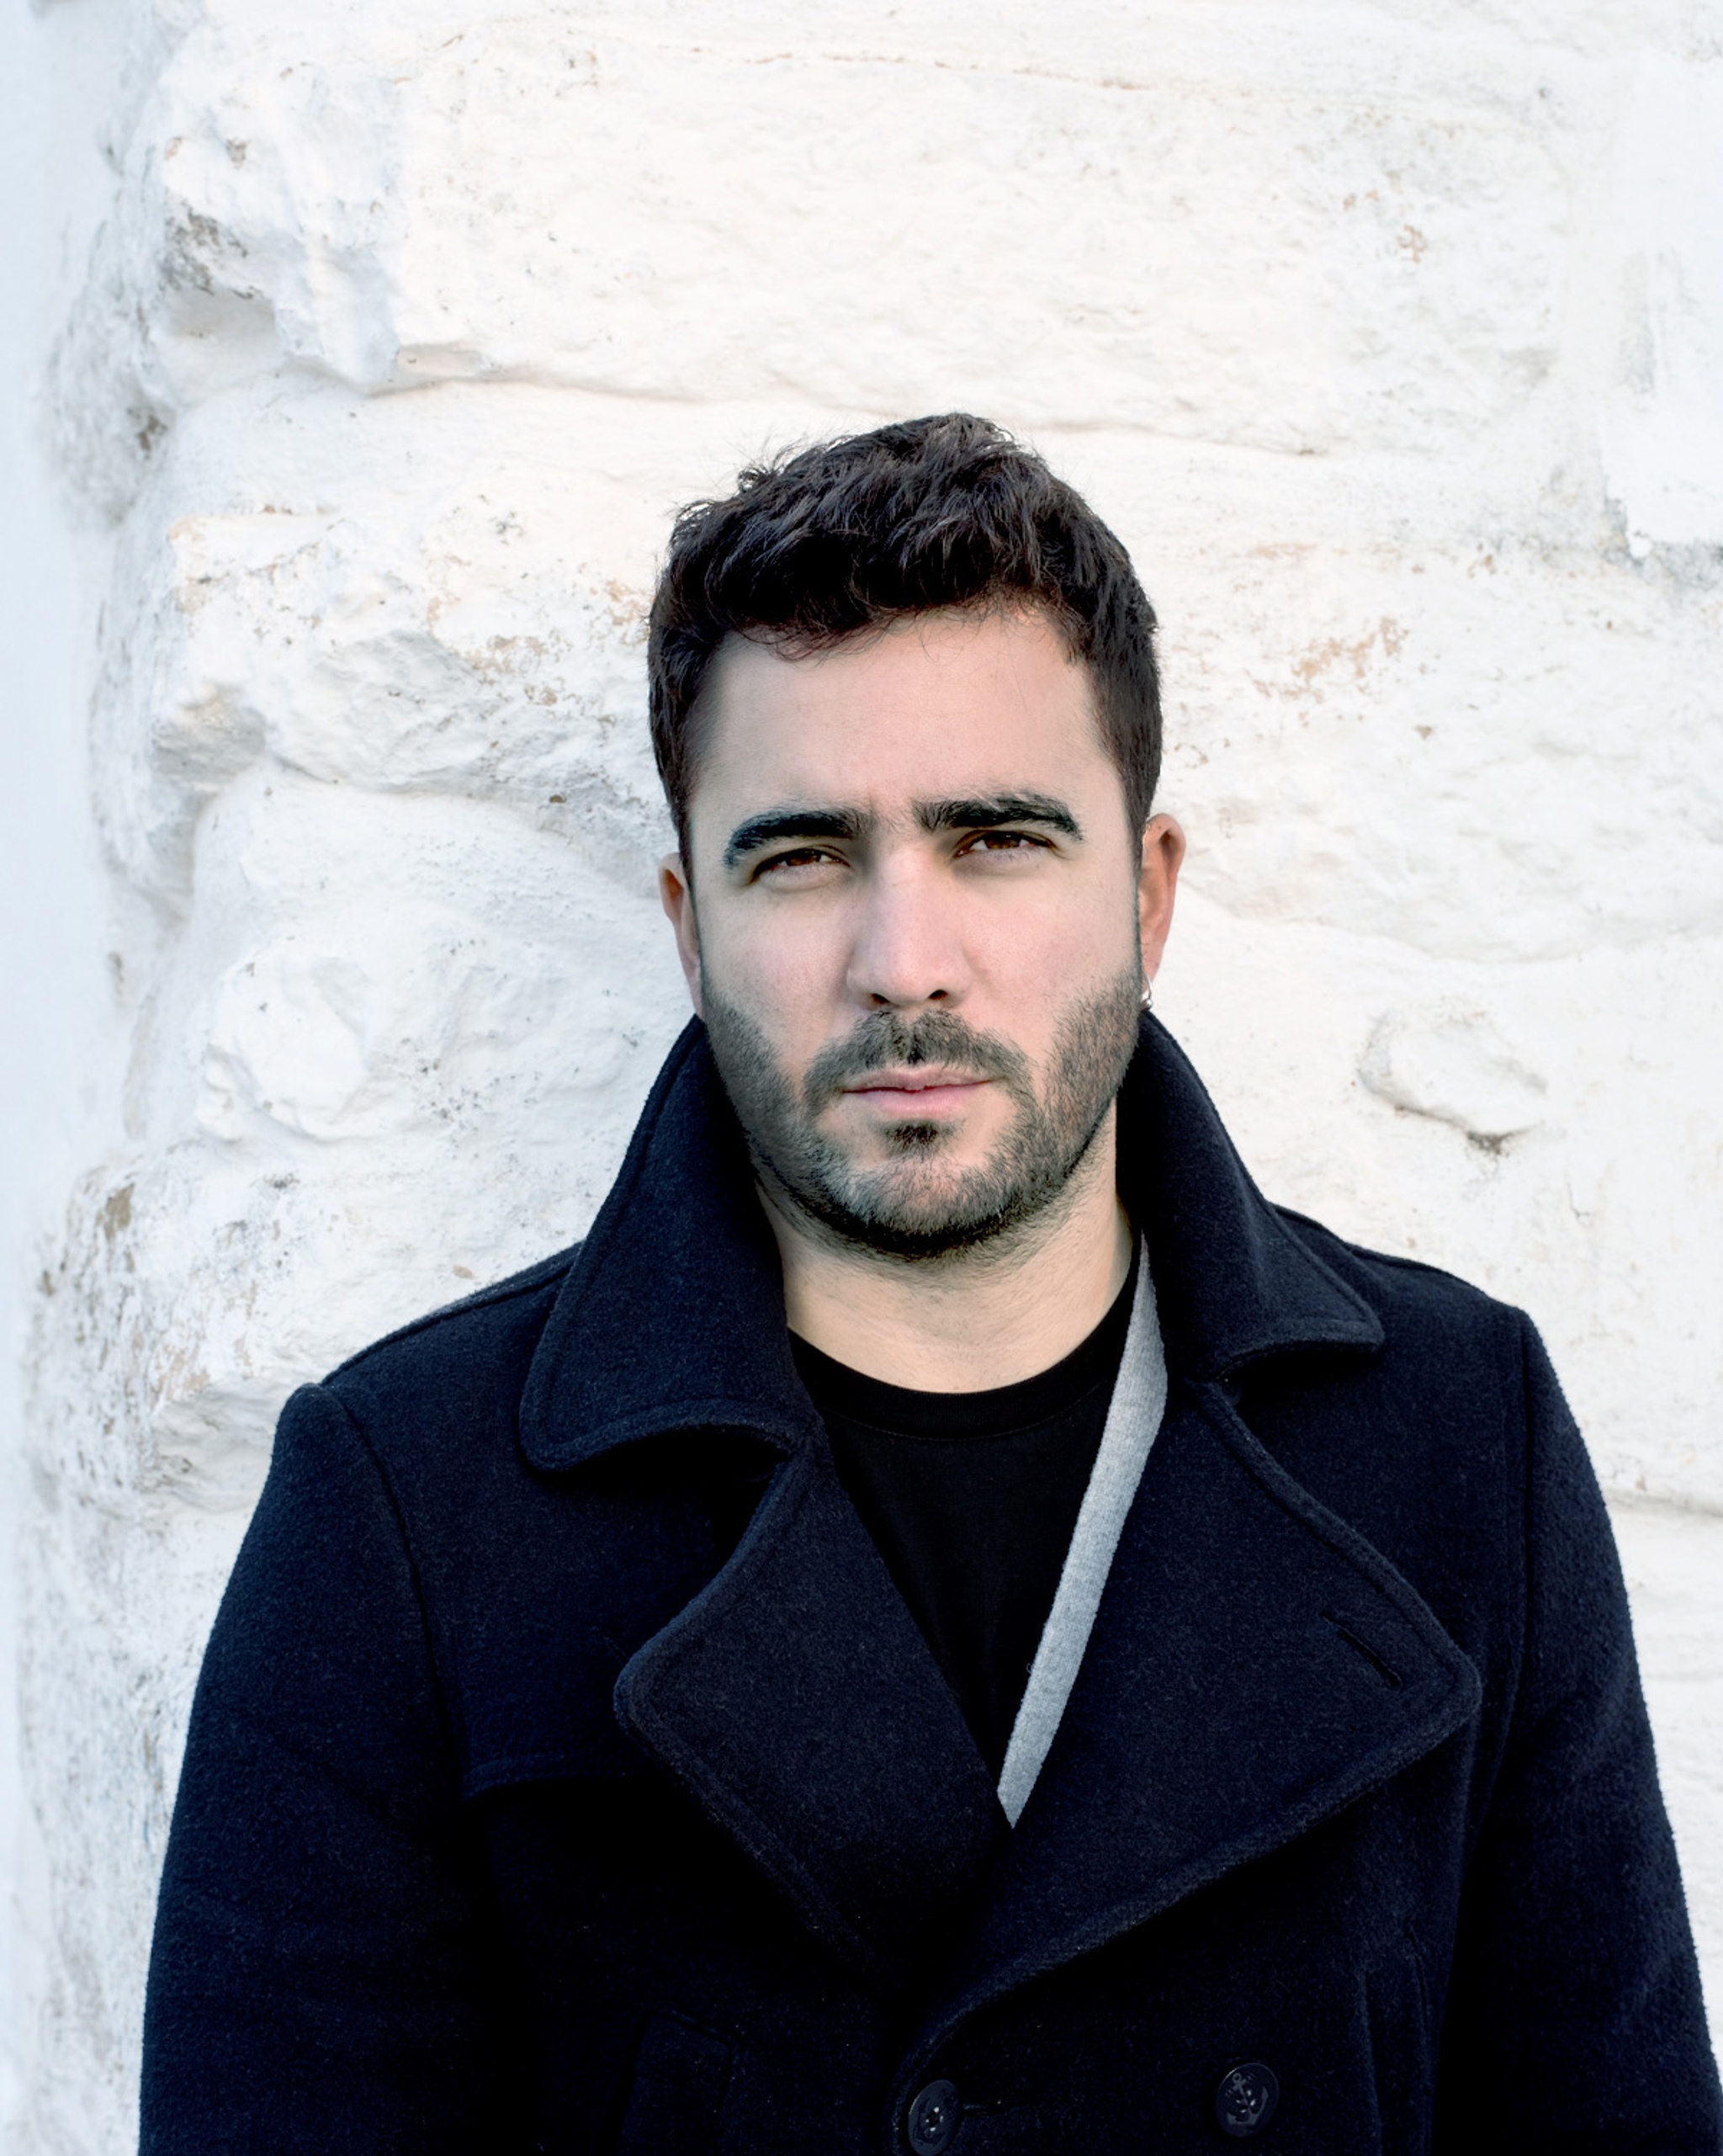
[961,831,1047,856]
[755,847,840,878]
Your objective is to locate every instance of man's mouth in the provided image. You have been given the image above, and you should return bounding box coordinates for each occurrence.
[840,1069,993,1116]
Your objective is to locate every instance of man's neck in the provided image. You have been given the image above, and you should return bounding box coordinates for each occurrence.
[760,1111,1134,1392]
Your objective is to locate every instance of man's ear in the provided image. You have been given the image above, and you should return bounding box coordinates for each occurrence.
[1137,813,1185,987]
[658,852,704,1017]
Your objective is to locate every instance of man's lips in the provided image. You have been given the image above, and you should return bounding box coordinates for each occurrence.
[839,1070,993,1115]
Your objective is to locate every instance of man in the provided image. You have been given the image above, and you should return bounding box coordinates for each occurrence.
[142,415,1720,2153]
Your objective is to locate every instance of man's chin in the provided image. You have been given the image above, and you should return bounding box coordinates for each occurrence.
[778,1161,1057,1261]
[825,1102,997,1155]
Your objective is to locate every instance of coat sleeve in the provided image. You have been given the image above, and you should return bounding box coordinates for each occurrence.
[1434,1317,1722,2153]
[140,1382,511,2153]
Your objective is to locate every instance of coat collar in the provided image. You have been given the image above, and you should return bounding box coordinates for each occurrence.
[517,1011,1381,1474]
[518,1018,824,1471]
[514,1017,1465,2010]
[1117,1013,1383,1377]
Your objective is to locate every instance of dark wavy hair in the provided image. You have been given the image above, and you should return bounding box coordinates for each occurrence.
[647,412,1162,856]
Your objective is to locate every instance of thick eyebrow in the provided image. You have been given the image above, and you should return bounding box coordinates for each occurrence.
[917,794,1083,839]
[724,805,871,870]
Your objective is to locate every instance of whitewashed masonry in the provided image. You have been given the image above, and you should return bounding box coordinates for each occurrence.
[3,0,1720,2145]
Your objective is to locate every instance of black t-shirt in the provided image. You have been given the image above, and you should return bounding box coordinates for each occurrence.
[791,1249,1138,1778]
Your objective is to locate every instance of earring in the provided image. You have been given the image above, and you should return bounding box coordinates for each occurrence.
[1141,980,1154,1011]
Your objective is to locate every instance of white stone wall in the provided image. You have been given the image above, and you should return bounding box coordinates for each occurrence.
[3,0,1720,2144]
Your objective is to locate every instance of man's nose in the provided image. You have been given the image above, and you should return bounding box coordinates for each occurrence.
[845,856,972,1012]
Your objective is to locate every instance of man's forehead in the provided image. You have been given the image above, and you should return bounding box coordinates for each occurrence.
[694,606,1105,799]
[705,603,1082,696]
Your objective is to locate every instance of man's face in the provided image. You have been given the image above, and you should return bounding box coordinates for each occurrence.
[660,606,1182,1259]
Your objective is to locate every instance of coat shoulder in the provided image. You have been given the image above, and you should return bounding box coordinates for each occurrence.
[1270,1203,1529,1362]
[327,1240,583,1378]
[320,1242,582,1461]
[304,1236,716,1799]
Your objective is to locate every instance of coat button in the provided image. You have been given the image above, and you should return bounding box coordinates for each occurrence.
[906,2078,961,2153]
[1215,2061,1279,2137]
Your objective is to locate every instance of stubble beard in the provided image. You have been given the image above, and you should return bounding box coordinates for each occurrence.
[701,969,1144,1263]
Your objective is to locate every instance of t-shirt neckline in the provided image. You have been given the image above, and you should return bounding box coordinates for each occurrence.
[789,1240,1141,1444]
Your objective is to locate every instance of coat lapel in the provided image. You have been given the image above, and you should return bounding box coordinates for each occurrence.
[908,1381,1483,2058]
[613,1441,1006,1993]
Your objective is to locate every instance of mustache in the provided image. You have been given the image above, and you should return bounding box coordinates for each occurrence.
[800,1010,1033,1110]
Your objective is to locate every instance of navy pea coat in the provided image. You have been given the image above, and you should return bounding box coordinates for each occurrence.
[140,1016,1721,2153]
